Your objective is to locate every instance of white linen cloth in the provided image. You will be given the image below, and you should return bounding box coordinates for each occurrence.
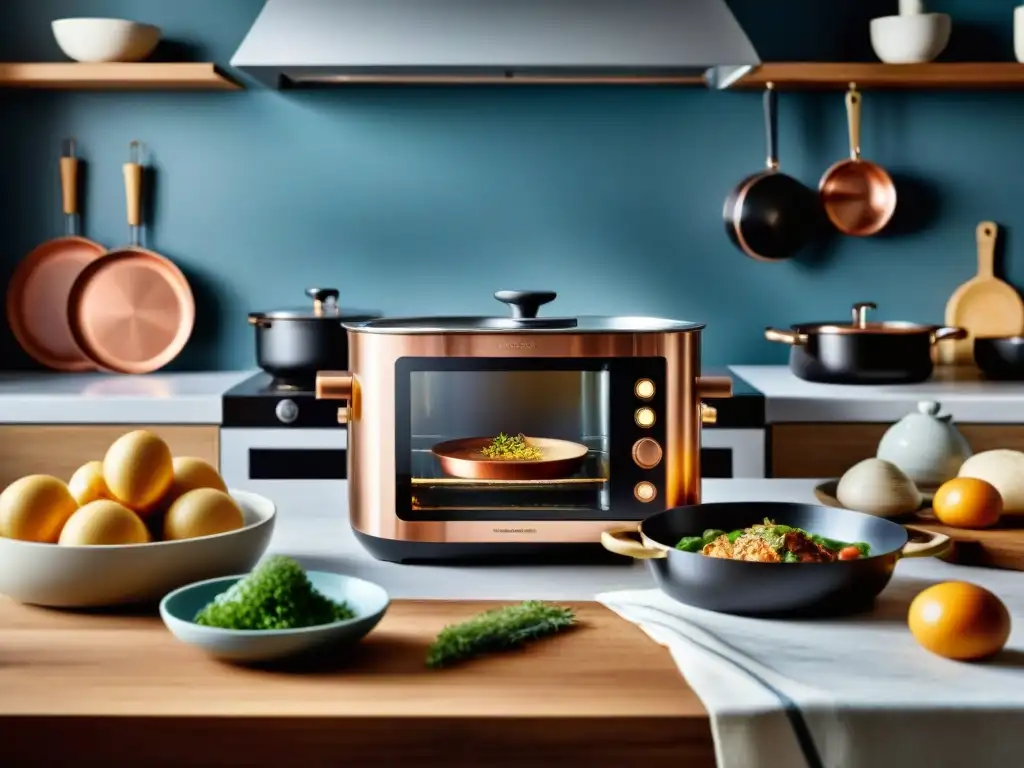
[597,557,1024,768]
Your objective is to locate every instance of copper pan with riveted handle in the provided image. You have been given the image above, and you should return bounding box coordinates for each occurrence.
[67,141,195,374]
[6,138,106,371]
[819,84,897,237]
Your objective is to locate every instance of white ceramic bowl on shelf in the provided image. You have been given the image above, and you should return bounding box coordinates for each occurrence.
[870,13,951,64]
[52,18,162,63]
[0,489,275,608]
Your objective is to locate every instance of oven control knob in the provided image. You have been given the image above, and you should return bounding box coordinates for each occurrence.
[275,398,299,424]
[632,438,663,470]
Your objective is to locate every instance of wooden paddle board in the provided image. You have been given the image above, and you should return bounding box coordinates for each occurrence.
[939,221,1024,365]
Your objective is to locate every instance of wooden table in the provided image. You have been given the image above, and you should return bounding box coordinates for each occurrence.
[0,598,713,767]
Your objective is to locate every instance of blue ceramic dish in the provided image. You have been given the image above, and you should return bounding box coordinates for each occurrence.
[160,570,390,663]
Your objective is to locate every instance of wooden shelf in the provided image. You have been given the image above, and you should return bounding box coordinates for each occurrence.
[733,62,1024,90]
[0,62,241,91]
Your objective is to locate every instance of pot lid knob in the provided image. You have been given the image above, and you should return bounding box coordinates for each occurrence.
[494,290,557,319]
[306,287,340,316]
[851,301,877,328]
[918,401,941,416]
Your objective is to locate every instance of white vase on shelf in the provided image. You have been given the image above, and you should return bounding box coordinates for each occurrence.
[1015,5,1024,64]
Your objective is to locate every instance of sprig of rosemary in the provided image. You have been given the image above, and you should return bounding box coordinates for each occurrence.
[426,601,577,668]
[479,433,544,461]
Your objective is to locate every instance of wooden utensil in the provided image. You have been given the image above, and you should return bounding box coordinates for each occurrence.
[819,84,897,237]
[431,436,589,481]
[816,479,1024,570]
[6,138,105,370]
[67,140,195,374]
[939,221,1024,365]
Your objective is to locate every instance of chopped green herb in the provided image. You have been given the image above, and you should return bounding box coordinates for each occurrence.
[426,601,576,668]
[480,433,544,461]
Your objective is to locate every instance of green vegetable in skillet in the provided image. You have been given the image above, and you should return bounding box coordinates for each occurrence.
[426,601,576,668]
[674,518,870,562]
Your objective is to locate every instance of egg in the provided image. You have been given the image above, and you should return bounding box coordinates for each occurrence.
[58,499,150,546]
[836,458,923,517]
[162,488,244,541]
[163,456,227,507]
[68,460,113,506]
[908,581,1011,661]
[0,474,79,543]
[932,477,1002,529]
[102,430,173,515]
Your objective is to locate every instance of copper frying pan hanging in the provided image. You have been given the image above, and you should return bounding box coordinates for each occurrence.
[68,141,195,374]
[819,84,897,237]
[6,139,106,370]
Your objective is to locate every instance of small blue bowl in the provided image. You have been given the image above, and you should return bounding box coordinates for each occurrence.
[159,571,390,664]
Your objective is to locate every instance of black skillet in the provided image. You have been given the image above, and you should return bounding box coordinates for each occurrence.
[723,83,819,262]
[601,502,950,617]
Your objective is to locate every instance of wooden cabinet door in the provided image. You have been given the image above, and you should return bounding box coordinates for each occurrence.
[771,423,1024,478]
[0,426,219,491]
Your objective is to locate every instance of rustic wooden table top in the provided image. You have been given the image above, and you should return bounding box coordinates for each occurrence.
[0,597,713,767]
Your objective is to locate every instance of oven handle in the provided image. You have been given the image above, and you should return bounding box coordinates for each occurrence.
[315,371,360,424]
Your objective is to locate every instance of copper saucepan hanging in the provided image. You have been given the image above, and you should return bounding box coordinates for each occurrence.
[819,84,897,237]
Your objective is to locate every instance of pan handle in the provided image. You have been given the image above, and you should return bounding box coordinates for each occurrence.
[846,83,862,162]
[124,140,144,246]
[763,82,779,171]
[764,327,808,345]
[931,327,967,345]
[900,527,953,560]
[600,526,668,560]
[59,138,80,234]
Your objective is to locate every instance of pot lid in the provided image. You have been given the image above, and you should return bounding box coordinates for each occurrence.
[793,302,941,335]
[249,288,375,320]
[344,290,704,334]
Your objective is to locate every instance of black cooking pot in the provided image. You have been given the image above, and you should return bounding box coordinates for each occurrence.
[601,501,950,617]
[974,336,1024,380]
[248,288,378,384]
[764,301,966,384]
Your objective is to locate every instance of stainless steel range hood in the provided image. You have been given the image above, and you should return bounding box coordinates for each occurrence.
[231,0,761,89]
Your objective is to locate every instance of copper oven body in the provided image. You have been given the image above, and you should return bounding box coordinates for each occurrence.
[317,326,730,557]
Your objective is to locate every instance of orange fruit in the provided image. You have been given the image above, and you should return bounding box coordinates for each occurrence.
[908,581,1011,661]
[931,477,1002,529]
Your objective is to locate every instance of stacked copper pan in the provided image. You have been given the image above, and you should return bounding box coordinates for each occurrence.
[6,140,194,374]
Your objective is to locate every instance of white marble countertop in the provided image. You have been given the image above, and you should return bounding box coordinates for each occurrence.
[731,365,1024,423]
[0,371,256,424]
[260,478,953,601]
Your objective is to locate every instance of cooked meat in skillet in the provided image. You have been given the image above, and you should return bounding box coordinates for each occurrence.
[677,519,870,563]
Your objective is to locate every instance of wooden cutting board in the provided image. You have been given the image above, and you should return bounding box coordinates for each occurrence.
[0,598,713,768]
[939,221,1024,365]
[908,511,1024,571]
[815,481,1024,570]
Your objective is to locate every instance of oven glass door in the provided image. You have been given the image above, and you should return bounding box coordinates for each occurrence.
[395,357,666,521]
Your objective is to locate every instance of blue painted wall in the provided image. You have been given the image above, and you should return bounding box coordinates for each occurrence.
[2,0,1024,370]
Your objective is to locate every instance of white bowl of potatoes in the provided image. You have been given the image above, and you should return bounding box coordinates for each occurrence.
[0,430,275,608]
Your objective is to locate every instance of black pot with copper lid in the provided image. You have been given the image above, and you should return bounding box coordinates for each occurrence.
[248,287,379,386]
[765,301,966,384]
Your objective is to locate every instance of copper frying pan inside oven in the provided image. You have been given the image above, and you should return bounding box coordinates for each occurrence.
[431,436,589,482]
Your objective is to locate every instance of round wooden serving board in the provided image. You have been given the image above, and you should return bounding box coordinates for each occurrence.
[815,480,1024,571]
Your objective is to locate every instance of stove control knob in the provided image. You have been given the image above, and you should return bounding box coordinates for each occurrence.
[275,399,299,424]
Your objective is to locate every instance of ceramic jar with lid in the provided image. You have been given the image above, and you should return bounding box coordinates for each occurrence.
[876,401,972,491]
